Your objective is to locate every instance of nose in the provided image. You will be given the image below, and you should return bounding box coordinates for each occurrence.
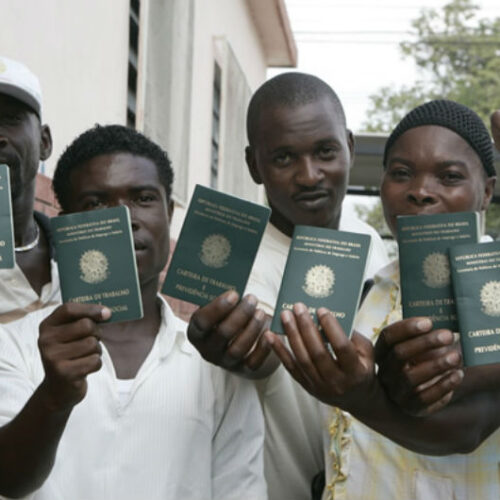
[295,156,324,187]
[108,198,140,231]
[406,176,437,206]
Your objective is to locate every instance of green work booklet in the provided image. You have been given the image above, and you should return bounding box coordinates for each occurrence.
[397,211,480,331]
[0,164,14,269]
[270,225,372,336]
[450,240,500,367]
[51,205,143,323]
[162,184,270,306]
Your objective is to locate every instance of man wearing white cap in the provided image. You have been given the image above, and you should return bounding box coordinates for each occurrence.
[0,56,60,322]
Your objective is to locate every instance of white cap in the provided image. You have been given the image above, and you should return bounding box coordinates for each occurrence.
[0,56,42,117]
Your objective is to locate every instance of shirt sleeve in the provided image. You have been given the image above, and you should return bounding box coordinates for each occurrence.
[211,369,267,500]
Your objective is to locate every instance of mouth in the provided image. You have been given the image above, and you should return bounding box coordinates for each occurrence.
[134,240,148,252]
[293,190,331,209]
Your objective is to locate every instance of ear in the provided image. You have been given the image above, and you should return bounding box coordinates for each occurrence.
[347,129,355,169]
[482,176,496,211]
[39,124,53,161]
[167,198,174,220]
[245,146,263,185]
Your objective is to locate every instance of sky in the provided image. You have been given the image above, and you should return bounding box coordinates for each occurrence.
[271,0,500,218]
[272,0,500,132]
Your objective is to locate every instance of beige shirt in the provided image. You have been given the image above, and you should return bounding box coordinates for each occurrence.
[322,259,500,500]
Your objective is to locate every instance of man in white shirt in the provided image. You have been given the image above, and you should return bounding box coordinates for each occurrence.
[188,72,389,500]
[0,124,266,500]
[0,56,60,322]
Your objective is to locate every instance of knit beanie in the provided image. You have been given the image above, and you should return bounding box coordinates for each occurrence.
[383,100,496,177]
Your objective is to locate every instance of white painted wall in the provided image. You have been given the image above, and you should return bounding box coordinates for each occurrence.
[0,0,130,176]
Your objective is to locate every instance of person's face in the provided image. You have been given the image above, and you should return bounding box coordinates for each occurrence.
[0,94,52,200]
[64,153,173,287]
[381,125,496,237]
[246,97,354,236]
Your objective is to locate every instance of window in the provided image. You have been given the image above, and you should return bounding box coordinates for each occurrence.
[210,64,222,189]
[127,0,140,128]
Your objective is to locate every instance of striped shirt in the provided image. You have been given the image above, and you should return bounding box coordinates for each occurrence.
[0,296,266,500]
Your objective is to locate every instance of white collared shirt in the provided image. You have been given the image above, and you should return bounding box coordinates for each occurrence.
[0,296,266,500]
[0,258,61,323]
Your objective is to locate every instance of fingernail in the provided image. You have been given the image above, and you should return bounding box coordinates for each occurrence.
[264,331,274,345]
[452,332,461,343]
[416,318,432,331]
[245,294,257,307]
[254,309,265,322]
[445,351,460,366]
[294,303,307,314]
[281,310,293,323]
[101,307,112,320]
[317,307,329,318]
[225,290,239,305]
[451,369,464,383]
[437,330,452,344]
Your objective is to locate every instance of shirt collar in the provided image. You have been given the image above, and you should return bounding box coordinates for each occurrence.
[156,295,194,359]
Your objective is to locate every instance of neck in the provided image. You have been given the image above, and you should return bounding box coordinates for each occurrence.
[139,276,162,321]
[12,182,37,247]
[269,210,342,238]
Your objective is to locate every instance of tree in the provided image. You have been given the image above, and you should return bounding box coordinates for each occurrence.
[362,0,500,133]
[357,0,500,240]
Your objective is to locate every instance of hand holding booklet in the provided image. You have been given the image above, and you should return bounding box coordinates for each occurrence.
[51,205,143,323]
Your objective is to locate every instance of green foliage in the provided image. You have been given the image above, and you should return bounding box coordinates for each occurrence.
[485,202,500,239]
[362,0,500,132]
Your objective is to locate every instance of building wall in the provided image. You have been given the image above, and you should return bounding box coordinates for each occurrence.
[0,0,130,176]
[1,0,286,239]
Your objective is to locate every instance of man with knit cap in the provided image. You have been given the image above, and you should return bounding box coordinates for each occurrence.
[0,56,60,322]
[267,100,500,499]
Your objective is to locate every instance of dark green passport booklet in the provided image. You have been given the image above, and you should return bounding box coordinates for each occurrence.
[271,225,372,336]
[450,240,500,367]
[0,164,14,269]
[398,211,479,331]
[51,206,143,323]
[162,184,270,306]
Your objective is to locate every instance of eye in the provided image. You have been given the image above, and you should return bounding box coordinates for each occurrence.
[0,114,24,126]
[81,198,105,210]
[136,191,158,204]
[387,166,411,181]
[273,152,293,167]
[441,170,465,184]
[316,145,337,160]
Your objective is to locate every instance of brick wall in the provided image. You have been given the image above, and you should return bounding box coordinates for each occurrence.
[35,173,198,322]
[34,172,59,216]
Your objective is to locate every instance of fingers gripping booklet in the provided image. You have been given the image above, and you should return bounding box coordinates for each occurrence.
[50,206,143,323]
[270,225,372,337]
[162,185,270,306]
[0,164,15,269]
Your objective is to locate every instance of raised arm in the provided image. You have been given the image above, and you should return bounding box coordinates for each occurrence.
[0,303,109,498]
[266,304,500,455]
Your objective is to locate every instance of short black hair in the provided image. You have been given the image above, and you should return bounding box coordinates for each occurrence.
[246,72,346,146]
[384,99,496,177]
[53,124,174,210]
